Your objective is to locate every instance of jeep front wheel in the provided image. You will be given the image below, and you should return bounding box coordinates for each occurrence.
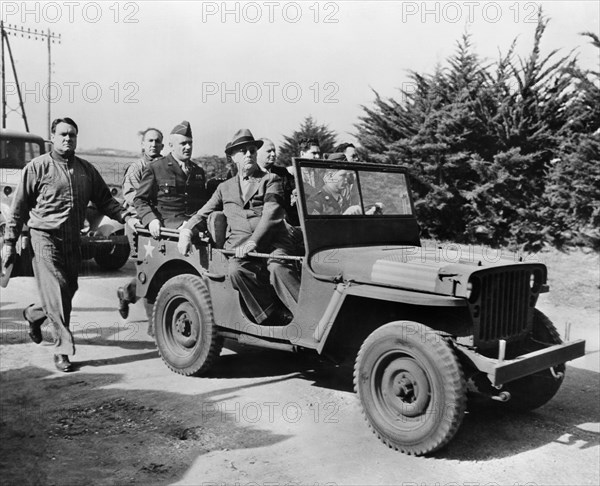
[354,321,466,456]
[154,274,222,376]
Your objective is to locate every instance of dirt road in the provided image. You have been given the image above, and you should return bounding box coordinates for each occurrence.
[1,259,598,486]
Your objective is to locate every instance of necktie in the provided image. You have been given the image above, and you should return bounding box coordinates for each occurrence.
[241,176,252,201]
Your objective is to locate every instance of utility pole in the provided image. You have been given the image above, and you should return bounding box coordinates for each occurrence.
[0,23,61,134]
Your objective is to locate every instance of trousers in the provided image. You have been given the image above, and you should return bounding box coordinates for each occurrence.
[28,228,80,355]
[229,255,300,323]
[228,224,301,323]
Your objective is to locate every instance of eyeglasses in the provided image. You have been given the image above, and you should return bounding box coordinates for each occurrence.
[236,145,257,155]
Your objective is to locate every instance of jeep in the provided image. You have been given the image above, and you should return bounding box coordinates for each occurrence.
[132,158,585,455]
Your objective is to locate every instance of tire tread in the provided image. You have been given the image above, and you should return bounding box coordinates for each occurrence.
[154,274,222,376]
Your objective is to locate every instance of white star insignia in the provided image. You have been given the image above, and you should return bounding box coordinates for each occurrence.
[144,240,155,258]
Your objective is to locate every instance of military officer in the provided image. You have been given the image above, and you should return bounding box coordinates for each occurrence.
[116,128,164,321]
[134,121,208,235]
[307,168,362,215]
[117,121,208,329]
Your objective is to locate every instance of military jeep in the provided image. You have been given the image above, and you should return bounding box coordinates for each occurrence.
[132,158,585,455]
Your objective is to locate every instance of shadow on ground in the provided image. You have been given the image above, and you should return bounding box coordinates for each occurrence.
[0,307,154,350]
[0,365,291,486]
[438,366,600,460]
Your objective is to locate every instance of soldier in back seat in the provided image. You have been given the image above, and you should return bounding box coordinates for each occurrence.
[116,121,208,334]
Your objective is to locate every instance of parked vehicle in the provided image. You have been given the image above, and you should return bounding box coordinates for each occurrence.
[82,196,129,270]
[132,158,585,455]
[0,129,45,278]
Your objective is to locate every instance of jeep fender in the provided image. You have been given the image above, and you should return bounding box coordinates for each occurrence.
[314,282,466,353]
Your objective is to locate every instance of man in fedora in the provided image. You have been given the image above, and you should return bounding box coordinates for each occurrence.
[116,121,208,331]
[178,129,300,326]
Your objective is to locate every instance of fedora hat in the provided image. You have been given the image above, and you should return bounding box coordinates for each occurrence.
[225,129,263,155]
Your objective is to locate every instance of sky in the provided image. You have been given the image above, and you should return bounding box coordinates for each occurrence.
[1,0,599,156]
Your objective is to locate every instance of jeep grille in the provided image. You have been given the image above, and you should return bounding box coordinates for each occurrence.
[468,265,546,348]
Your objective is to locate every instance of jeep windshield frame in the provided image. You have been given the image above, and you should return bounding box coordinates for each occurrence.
[292,158,421,256]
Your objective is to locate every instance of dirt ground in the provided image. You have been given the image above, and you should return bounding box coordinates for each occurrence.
[0,248,598,486]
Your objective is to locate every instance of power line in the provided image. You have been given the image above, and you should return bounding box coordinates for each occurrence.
[1,22,61,135]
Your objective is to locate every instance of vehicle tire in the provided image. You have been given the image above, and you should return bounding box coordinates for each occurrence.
[354,321,466,456]
[94,241,130,270]
[500,309,566,411]
[154,274,222,376]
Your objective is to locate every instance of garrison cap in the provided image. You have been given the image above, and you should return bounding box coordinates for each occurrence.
[171,120,192,137]
[326,152,347,162]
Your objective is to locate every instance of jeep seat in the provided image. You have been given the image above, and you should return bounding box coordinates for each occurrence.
[207,211,227,249]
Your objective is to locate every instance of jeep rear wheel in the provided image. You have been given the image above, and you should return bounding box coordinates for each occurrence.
[354,321,466,456]
[154,274,222,376]
[501,309,565,411]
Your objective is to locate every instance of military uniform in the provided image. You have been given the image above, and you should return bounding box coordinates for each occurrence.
[134,153,208,228]
[122,153,154,214]
[307,184,352,215]
[269,165,300,227]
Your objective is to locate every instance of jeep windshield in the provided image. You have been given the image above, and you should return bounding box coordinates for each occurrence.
[298,164,413,217]
[292,159,420,254]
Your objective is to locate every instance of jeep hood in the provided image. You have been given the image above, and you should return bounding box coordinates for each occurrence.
[309,245,543,298]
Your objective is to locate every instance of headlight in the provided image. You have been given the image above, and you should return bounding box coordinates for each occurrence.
[3,186,12,197]
[111,187,118,196]
[530,270,543,292]
[467,277,480,303]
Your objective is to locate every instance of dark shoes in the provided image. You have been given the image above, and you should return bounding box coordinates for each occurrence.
[23,305,43,344]
[262,308,294,327]
[54,354,73,372]
[117,287,129,319]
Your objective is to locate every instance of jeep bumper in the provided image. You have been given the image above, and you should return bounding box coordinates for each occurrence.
[457,339,586,386]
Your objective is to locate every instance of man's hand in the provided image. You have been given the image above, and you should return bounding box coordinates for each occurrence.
[343,205,363,216]
[365,203,384,215]
[148,218,161,238]
[127,217,141,232]
[178,228,194,256]
[1,244,15,282]
[234,240,257,258]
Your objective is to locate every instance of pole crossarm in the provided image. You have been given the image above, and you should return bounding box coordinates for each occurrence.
[0,22,61,133]
[2,23,61,43]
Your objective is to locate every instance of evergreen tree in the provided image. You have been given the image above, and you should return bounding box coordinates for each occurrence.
[355,13,591,251]
[543,33,600,249]
[278,116,338,167]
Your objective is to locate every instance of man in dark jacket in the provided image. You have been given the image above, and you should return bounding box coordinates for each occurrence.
[1,117,127,372]
[134,121,208,233]
[116,121,208,329]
